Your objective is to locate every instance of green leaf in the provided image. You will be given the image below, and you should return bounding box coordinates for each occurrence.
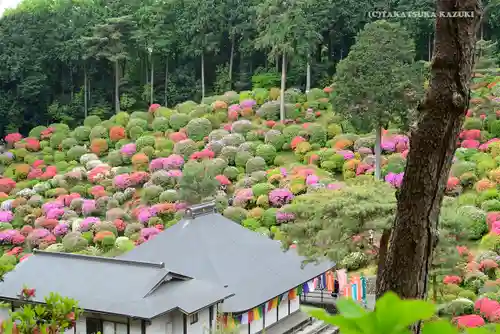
[374,292,435,333]
[422,320,459,334]
[335,298,367,318]
[466,328,496,334]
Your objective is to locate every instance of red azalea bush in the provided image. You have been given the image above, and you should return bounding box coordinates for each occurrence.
[447,177,460,191]
[25,138,41,151]
[453,315,485,328]
[5,133,22,145]
[190,149,214,160]
[110,126,126,141]
[291,136,306,150]
[443,275,462,285]
[149,103,161,113]
[169,132,188,143]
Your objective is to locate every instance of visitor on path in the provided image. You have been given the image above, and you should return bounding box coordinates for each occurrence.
[332,279,339,299]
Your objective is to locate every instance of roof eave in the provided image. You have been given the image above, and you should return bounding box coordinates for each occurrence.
[222,265,336,314]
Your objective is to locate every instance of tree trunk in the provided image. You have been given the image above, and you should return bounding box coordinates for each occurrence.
[164,58,168,107]
[84,64,88,118]
[375,229,391,293]
[201,53,205,100]
[150,53,154,104]
[432,274,437,301]
[280,54,286,122]
[376,0,481,330]
[114,60,120,114]
[374,126,382,180]
[229,34,235,90]
[306,59,311,93]
[276,55,279,72]
[428,33,432,61]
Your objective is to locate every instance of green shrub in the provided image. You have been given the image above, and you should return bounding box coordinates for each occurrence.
[115,112,130,127]
[481,199,500,212]
[176,100,198,114]
[246,156,267,174]
[341,252,369,271]
[173,139,197,160]
[186,118,212,141]
[307,124,327,146]
[477,188,499,205]
[29,126,47,139]
[73,126,91,143]
[255,144,277,164]
[463,118,483,130]
[107,150,123,167]
[142,185,163,204]
[61,138,78,151]
[265,131,286,151]
[451,161,476,178]
[84,115,102,128]
[220,146,238,165]
[128,126,144,141]
[159,190,179,203]
[439,298,474,317]
[480,233,500,252]
[49,123,70,133]
[90,126,108,140]
[283,125,302,143]
[327,124,343,139]
[67,146,87,161]
[235,151,253,168]
[152,117,170,132]
[223,207,248,223]
[457,205,487,240]
[169,113,190,131]
[136,136,156,151]
[130,111,150,122]
[252,183,275,197]
[223,166,239,180]
[306,88,327,101]
[50,133,66,149]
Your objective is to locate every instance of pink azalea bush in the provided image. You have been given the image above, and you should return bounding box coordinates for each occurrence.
[269,189,294,207]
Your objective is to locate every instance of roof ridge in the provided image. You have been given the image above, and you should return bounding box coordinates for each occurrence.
[33,249,165,268]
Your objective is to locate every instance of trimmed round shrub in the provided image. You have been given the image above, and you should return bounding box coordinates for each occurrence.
[128,126,144,141]
[107,150,123,167]
[130,111,150,121]
[327,124,343,139]
[29,126,47,139]
[265,130,286,151]
[220,146,238,165]
[482,199,500,212]
[235,151,253,168]
[204,158,228,176]
[186,118,212,141]
[176,100,198,114]
[223,207,248,223]
[341,251,369,271]
[159,190,179,203]
[255,144,277,165]
[480,233,500,252]
[464,118,483,130]
[246,156,266,174]
[73,126,91,143]
[222,133,245,147]
[457,205,487,240]
[61,138,78,151]
[252,183,275,197]
[49,123,70,133]
[62,232,89,252]
[67,146,87,161]
[50,133,66,149]
[283,125,302,143]
[152,117,170,132]
[115,112,130,127]
[90,126,108,140]
[169,113,190,131]
[136,136,156,151]
[223,166,239,180]
[84,115,102,128]
[127,118,148,132]
[173,139,197,160]
[209,129,230,142]
[231,120,253,134]
[307,124,327,146]
[142,185,163,204]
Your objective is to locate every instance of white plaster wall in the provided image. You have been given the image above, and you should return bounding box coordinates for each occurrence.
[290,297,300,313]
[147,313,173,333]
[264,307,277,327]
[186,307,211,334]
[0,307,9,322]
[277,299,288,320]
[130,319,143,334]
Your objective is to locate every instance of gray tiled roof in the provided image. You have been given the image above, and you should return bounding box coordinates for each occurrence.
[0,250,232,318]
[119,212,335,313]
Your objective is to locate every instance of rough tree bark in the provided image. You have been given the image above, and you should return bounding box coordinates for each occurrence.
[376,0,482,317]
